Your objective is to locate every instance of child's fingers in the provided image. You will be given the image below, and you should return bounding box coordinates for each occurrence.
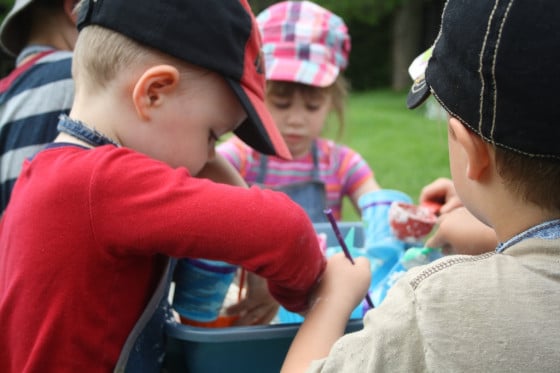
[322,254,370,303]
[419,178,463,214]
[438,195,463,214]
[425,225,447,252]
[419,177,452,202]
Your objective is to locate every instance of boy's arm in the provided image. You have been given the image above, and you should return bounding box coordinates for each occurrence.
[281,254,371,373]
[197,154,280,325]
[90,148,325,312]
[196,153,247,187]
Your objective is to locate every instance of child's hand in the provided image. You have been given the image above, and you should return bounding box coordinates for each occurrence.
[226,272,279,325]
[308,253,371,316]
[426,207,497,255]
[281,253,371,373]
[419,177,462,214]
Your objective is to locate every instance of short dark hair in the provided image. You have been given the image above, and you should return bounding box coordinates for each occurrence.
[495,147,560,212]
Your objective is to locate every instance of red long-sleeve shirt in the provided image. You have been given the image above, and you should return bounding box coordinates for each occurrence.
[0,144,325,372]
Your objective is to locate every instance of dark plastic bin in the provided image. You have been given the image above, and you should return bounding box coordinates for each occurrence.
[162,318,363,373]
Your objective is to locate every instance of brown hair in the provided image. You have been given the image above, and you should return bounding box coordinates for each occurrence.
[266,75,349,139]
[495,147,560,212]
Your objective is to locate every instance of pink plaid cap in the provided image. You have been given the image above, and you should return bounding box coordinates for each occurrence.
[256,1,350,87]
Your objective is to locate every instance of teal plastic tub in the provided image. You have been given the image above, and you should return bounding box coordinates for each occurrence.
[313,221,364,248]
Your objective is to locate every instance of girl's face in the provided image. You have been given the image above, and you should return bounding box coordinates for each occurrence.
[266,82,332,158]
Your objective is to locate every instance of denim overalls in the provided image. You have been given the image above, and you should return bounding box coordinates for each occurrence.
[256,141,328,223]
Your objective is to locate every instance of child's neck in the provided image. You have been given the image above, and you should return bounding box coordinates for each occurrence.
[489,195,560,242]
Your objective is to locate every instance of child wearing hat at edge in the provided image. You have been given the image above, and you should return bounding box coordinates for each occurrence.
[218,1,413,307]
[0,0,333,371]
[0,0,79,215]
[281,0,560,372]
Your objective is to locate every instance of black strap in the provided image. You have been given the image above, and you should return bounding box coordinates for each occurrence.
[113,257,171,373]
[256,140,320,184]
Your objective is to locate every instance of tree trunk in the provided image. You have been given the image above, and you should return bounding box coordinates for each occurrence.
[391,0,424,91]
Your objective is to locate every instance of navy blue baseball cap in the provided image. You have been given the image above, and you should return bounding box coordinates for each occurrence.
[407,0,560,159]
[77,0,291,160]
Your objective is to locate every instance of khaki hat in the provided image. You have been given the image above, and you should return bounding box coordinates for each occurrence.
[0,0,35,57]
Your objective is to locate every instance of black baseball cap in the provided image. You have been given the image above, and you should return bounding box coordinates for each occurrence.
[407,0,560,159]
[77,0,291,160]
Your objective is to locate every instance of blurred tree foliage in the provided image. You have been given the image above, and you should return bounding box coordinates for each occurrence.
[251,0,406,22]
[0,0,443,88]
[0,0,9,18]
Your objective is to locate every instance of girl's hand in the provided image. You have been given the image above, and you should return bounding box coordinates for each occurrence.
[426,207,497,255]
[226,272,279,325]
[419,177,462,214]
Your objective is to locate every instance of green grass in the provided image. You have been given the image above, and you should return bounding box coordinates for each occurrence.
[323,89,451,221]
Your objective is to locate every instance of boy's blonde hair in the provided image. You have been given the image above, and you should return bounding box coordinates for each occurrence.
[72,25,163,90]
[266,75,349,139]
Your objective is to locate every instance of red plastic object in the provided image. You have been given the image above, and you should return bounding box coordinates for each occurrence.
[389,201,438,243]
[419,200,442,215]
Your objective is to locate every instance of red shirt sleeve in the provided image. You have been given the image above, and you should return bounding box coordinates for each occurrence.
[88,148,326,312]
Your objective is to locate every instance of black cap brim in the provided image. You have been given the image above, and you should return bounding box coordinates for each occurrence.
[406,74,431,109]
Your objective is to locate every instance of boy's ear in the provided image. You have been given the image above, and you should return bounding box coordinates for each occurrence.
[449,117,490,181]
[132,65,180,120]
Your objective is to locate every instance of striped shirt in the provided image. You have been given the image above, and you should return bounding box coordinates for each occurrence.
[217,136,374,219]
[0,48,74,213]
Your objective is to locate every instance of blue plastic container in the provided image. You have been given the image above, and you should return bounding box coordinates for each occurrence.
[172,258,237,323]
